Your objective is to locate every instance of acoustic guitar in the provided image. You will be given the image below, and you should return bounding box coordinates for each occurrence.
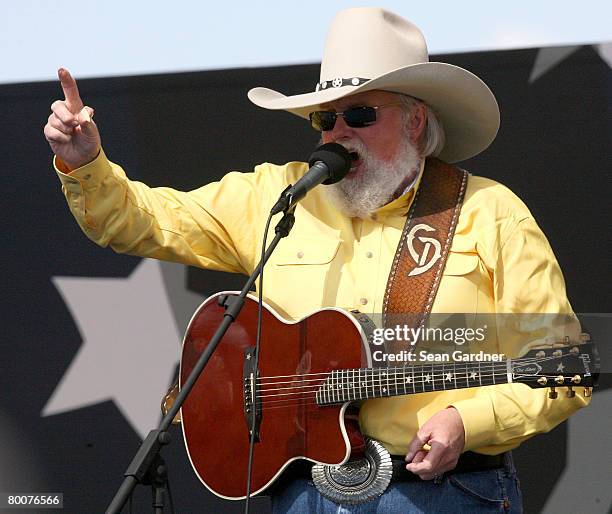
[179,292,597,499]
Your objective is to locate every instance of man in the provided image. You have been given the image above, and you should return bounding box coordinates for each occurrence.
[44,7,589,513]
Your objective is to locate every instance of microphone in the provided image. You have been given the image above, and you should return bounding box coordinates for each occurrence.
[270,143,351,215]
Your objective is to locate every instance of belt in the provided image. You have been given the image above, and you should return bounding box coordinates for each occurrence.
[390,451,508,482]
[275,451,508,488]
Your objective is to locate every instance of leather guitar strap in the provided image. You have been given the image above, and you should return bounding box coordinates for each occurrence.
[382,158,468,356]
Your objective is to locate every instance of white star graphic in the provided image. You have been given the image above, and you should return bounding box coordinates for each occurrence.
[43,259,184,438]
[595,42,612,69]
[529,45,580,82]
[529,43,612,83]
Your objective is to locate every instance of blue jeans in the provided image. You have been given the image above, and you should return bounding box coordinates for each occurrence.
[271,454,522,513]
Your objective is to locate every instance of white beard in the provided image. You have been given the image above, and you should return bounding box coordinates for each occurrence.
[323,137,422,219]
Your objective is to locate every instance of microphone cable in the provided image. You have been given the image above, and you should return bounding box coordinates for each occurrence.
[242,143,349,511]
[244,210,274,514]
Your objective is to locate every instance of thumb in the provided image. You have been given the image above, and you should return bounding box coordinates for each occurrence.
[77,106,97,137]
[405,429,431,462]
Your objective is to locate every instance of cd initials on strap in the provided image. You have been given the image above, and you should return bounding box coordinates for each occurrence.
[383,158,468,356]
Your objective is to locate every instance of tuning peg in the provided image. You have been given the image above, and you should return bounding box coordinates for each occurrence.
[552,350,563,358]
[537,377,548,386]
[566,386,575,398]
[555,375,565,385]
[536,351,546,358]
[571,375,582,384]
[549,387,558,399]
[583,388,592,398]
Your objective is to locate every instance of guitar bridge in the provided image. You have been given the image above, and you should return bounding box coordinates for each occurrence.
[243,346,262,442]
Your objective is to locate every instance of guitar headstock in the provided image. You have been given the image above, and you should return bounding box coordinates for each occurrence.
[511,338,599,399]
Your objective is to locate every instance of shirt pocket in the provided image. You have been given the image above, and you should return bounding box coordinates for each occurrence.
[433,251,481,314]
[273,236,340,266]
[266,236,342,319]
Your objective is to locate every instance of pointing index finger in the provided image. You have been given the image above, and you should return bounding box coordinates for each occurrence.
[58,67,84,114]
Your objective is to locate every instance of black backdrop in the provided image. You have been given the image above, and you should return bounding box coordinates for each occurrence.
[1,45,610,513]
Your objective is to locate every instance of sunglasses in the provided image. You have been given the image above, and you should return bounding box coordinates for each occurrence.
[309,103,402,132]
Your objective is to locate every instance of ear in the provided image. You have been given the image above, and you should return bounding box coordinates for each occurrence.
[407,102,427,150]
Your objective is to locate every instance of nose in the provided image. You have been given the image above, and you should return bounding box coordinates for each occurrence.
[321,114,354,143]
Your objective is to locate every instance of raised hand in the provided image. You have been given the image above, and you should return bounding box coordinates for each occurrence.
[44,68,101,170]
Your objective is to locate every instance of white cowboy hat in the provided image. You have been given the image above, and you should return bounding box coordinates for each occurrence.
[248,7,500,163]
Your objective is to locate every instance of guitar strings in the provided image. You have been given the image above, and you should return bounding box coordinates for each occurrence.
[183,352,583,412]
[254,354,577,387]
[256,364,509,388]
[248,371,579,410]
[255,366,508,395]
[253,355,578,402]
[256,374,580,410]
[252,373,582,412]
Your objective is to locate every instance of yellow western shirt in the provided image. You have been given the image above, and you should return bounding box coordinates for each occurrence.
[55,149,589,455]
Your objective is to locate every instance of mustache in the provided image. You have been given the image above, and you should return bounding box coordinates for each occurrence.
[323,139,367,162]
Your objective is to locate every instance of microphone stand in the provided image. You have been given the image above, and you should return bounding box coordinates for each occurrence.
[105,207,296,514]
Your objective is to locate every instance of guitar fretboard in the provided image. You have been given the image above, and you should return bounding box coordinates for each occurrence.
[315,361,510,405]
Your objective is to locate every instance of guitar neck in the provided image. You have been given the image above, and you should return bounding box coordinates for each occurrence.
[316,359,511,405]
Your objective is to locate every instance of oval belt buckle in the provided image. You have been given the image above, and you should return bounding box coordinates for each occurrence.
[311,438,393,505]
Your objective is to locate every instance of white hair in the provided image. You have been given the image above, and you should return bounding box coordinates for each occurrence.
[398,95,445,157]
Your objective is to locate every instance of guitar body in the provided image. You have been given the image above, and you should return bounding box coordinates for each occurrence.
[179,292,598,500]
[180,292,371,499]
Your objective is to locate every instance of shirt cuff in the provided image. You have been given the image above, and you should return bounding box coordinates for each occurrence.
[54,148,110,189]
[450,395,496,451]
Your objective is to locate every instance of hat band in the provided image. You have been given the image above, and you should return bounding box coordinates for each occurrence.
[315,77,370,92]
